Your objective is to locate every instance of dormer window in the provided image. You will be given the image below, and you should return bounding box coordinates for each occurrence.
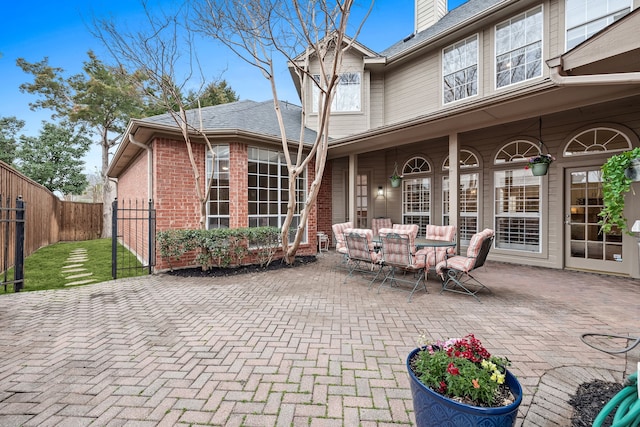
[311,72,361,113]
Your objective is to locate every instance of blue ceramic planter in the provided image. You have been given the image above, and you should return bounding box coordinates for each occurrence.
[407,347,523,427]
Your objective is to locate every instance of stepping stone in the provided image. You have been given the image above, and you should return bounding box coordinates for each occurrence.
[65,258,88,263]
[65,272,94,280]
[62,264,84,269]
[63,268,87,274]
[65,279,97,286]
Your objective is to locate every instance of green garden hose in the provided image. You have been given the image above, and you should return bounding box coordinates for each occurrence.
[593,372,639,427]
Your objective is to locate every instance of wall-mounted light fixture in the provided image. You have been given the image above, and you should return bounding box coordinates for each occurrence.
[377,186,384,197]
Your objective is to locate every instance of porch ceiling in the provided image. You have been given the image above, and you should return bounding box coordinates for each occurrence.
[326,81,640,158]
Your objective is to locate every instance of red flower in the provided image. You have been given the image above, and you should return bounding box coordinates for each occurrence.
[447,362,459,376]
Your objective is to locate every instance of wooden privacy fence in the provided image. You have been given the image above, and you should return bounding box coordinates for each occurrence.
[0,160,103,272]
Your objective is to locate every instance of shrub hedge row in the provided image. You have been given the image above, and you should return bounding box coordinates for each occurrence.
[157,227,281,270]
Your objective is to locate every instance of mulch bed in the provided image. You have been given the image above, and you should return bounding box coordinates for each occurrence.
[166,255,318,277]
[167,255,624,425]
[570,380,624,427]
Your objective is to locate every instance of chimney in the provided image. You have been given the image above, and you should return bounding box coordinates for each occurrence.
[415,0,448,33]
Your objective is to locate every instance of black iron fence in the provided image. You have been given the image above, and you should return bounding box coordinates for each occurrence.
[1,195,25,292]
[112,198,156,279]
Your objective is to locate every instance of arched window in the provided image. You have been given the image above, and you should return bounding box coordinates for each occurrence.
[442,150,480,245]
[403,156,431,175]
[401,156,431,236]
[443,149,480,170]
[494,139,541,164]
[493,139,543,252]
[564,126,633,157]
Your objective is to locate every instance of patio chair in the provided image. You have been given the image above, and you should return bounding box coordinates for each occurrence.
[378,229,429,302]
[391,224,419,252]
[372,218,393,237]
[423,225,457,272]
[434,229,494,302]
[344,228,384,288]
[331,221,353,269]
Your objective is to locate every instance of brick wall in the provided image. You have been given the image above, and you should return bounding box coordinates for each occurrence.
[115,138,320,270]
[316,161,333,246]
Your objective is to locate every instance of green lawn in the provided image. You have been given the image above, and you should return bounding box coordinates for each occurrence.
[1,238,148,293]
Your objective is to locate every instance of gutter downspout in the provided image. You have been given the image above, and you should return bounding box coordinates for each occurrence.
[129,132,153,201]
[547,57,640,86]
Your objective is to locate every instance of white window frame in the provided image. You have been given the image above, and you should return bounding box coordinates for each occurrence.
[311,72,362,113]
[495,5,543,89]
[248,147,307,243]
[493,140,543,252]
[443,34,479,104]
[401,156,431,236]
[206,145,230,229]
[565,0,632,51]
[442,150,480,246]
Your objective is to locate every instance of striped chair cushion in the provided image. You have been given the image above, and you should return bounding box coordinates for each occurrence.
[435,228,494,275]
[372,218,393,237]
[379,229,425,268]
[345,228,381,263]
[332,221,353,254]
[422,225,457,268]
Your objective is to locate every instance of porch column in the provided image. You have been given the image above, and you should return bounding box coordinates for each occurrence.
[348,154,357,223]
[448,133,459,233]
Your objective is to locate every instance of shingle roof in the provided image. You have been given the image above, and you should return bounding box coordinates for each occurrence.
[381,0,504,58]
[141,100,318,144]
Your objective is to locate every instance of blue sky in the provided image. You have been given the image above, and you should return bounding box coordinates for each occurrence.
[0,0,467,173]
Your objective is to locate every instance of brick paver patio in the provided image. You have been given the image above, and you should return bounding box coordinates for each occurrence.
[0,252,638,426]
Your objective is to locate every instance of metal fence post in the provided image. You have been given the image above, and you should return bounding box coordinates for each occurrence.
[14,196,25,292]
[112,198,118,279]
[148,199,155,273]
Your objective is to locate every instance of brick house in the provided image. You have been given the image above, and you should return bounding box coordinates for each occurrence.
[109,0,640,277]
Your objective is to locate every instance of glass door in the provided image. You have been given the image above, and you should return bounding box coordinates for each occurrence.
[565,167,625,274]
[356,173,369,228]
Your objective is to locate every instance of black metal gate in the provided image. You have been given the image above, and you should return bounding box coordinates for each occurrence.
[1,195,25,292]
[112,198,156,279]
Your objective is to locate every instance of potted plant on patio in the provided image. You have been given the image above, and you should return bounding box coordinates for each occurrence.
[407,333,522,427]
[599,147,640,234]
[525,153,555,176]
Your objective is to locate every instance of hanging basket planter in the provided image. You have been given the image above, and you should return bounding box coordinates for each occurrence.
[624,158,640,181]
[390,162,402,187]
[530,162,549,176]
[526,154,554,176]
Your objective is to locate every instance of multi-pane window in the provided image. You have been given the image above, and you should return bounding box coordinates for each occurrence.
[248,147,307,243]
[443,34,479,103]
[442,150,480,245]
[356,174,368,228]
[494,140,543,252]
[443,174,479,246]
[206,145,230,229]
[566,0,631,50]
[494,170,541,252]
[402,157,431,236]
[312,72,361,113]
[495,6,543,88]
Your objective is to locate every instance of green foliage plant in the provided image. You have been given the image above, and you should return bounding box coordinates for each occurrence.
[157,227,280,271]
[411,334,512,407]
[599,147,640,235]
